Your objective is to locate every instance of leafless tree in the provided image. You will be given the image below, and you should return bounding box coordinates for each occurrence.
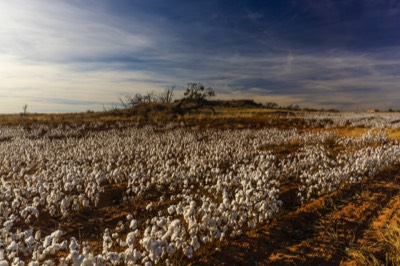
[22,104,28,115]
[143,91,155,103]
[159,86,175,103]
[120,91,158,108]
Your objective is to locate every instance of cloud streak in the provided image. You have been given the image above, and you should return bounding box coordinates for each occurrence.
[1,0,399,113]
[0,1,153,62]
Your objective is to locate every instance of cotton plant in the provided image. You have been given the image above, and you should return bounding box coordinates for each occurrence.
[0,120,399,264]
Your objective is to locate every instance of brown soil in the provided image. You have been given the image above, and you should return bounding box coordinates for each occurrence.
[26,164,400,265]
[29,181,180,261]
[193,166,400,266]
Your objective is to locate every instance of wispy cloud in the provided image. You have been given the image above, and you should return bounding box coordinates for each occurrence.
[0,0,399,113]
[0,0,171,113]
[0,1,153,62]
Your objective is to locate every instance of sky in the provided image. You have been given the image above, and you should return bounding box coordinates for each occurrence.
[1,0,400,113]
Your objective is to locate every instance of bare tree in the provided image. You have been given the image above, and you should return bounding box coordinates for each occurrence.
[159,86,175,103]
[22,104,28,115]
[265,102,279,109]
[143,91,155,103]
[120,91,159,109]
[119,97,128,109]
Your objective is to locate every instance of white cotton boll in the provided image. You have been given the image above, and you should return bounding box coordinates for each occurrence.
[152,242,163,258]
[59,258,68,266]
[34,230,41,241]
[51,230,63,239]
[219,231,226,241]
[60,240,68,251]
[69,237,80,251]
[112,233,119,239]
[124,246,134,262]
[130,249,140,261]
[119,239,127,248]
[209,203,216,213]
[106,252,119,265]
[126,232,135,246]
[167,205,175,215]
[81,257,94,266]
[7,250,16,261]
[12,258,23,266]
[27,261,39,266]
[0,261,8,266]
[3,220,13,231]
[82,244,91,256]
[23,229,33,241]
[146,203,153,210]
[126,214,133,221]
[66,250,81,264]
[116,222,126,232]
[176,204,184,215]
[166,244,175,254]
[185,206,195,217]
[7,241,17,252]
[64,182,74,192]
[95,255,105,266]
[129,219,137,230]
[184,246,194,259]
[144,226,151,237]
[191,237,201,251]
[41,260,54,266]
[144,262,152,266]
[231,212,238,221]
[25,236,35,246]
[43,236,53,248]
[156,217,167,228]
[202,236,209,243]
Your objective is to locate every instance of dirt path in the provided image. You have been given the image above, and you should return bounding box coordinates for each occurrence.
[194,166,400,265]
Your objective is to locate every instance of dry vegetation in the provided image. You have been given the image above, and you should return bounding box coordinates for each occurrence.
[1,107,400,265]
[0,106,297,128]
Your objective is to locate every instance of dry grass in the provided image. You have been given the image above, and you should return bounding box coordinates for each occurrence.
[0,112,132,125]
[385,128,400,141]
[336,127,369,138]
[347,216,400,265]
[0,106,302,129]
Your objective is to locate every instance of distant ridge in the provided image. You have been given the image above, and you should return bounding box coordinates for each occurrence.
[206,99,262,108]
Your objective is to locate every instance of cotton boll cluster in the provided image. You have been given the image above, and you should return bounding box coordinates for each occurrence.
[291,131,400,203]
[0,120,399,264]
[306,112,400,128]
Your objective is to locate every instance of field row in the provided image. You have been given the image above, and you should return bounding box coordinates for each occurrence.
[0,120,399,265]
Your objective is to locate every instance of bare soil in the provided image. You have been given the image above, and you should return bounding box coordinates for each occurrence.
[193,165,400,265]
[7,119,399,265]
[27,162,400,265]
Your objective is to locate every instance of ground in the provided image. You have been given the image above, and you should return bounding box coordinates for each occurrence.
[2,107,400,265]
[193,166,400,265]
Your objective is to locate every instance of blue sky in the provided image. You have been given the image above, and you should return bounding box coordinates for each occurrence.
[1,0,400,113]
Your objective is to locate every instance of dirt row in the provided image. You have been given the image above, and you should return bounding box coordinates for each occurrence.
[194,166,400,265]
[26,164,400,265]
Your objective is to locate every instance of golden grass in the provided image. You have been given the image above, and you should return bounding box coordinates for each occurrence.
[347,216,400,265]
[0,107,283,125]
[328,127,400,141]
[335,127,369,138]
[0,112,131,125]
[385,128,400,141]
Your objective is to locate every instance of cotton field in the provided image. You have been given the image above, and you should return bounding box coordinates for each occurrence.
[1,113,400,265]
